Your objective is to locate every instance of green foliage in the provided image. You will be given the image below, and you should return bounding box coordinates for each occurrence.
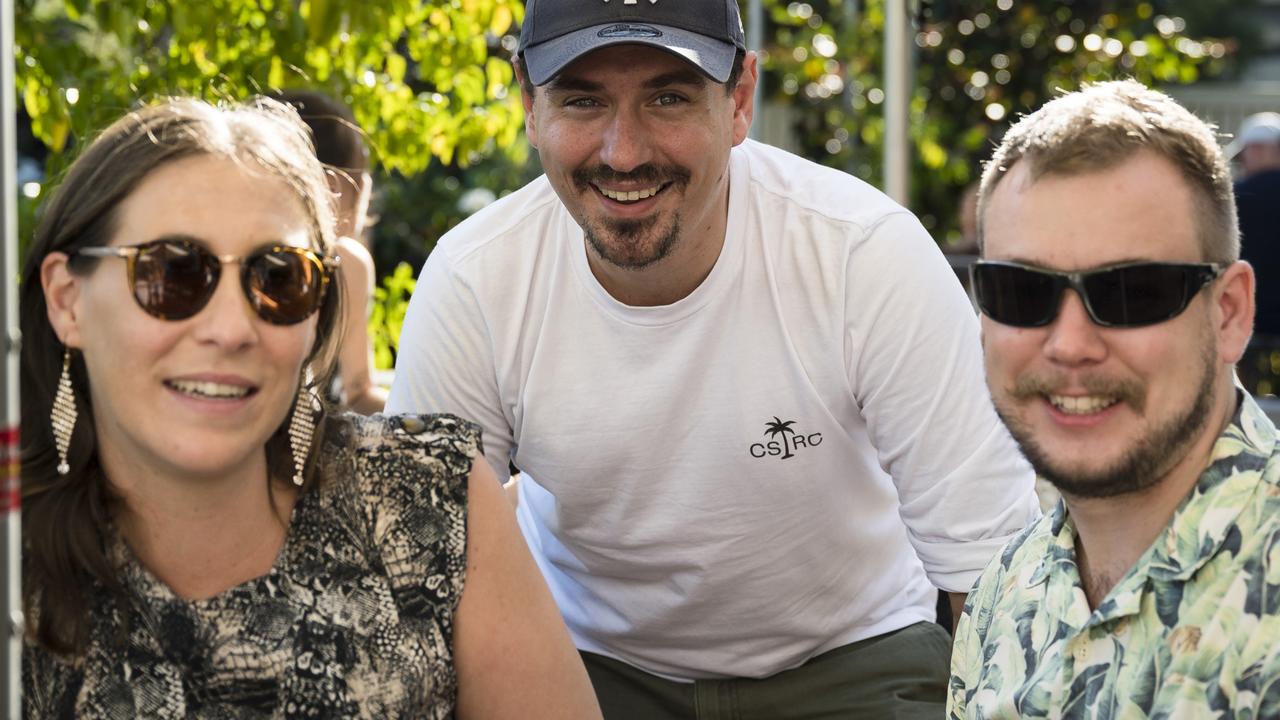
[17,0,532,357]
[16,0,526,176]
[17,0,1253,361]
[757,0,1238,242]
[369,261,417,371]
[369,146,538,277]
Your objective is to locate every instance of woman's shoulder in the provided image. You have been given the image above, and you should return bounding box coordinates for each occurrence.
[318,411,482,514]
[315,412,476,620]
[24,634,86,718]
[339,411,482,472]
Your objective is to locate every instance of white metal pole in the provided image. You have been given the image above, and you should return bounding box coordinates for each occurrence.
[0,0,23,713]
[843,0,860,168]
[883,0,910,204]
[747,0,763,140]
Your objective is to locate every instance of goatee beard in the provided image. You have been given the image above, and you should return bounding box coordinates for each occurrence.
[584,216,681,270]
[574,162,691,270]
[995,342,1218,499]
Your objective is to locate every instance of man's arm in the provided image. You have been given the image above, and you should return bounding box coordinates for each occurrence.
[843,212,1039,594]
[946,592,966,635]
[386,248,513,480]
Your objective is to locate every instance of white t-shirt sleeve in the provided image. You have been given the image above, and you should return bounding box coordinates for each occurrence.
[844,211,1039,593]
[386,248,514,480]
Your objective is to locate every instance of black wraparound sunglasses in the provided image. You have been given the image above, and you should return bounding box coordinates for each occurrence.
[970,260,1224,328]
[71,238,337,325]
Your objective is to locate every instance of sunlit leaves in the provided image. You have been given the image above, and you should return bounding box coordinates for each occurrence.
[755,0,1237,240]
[369,262,417,371]
[16,0,525,175]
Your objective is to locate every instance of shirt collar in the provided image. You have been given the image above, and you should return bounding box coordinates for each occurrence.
[1145,391,1275,581]
[1025,501,1095,630]
[1024,391,1276,628]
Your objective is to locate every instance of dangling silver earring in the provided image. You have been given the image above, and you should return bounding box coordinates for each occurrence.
[287,369,318,487]
[51,349,76,475]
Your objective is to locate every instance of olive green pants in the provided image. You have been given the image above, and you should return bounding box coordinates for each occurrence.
[581,621,951,720]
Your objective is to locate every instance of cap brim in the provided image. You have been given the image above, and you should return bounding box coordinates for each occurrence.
[522,24,738,85]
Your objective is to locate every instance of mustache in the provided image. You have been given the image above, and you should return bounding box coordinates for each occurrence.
[1010,373,1146,411]
[573,164,691,191]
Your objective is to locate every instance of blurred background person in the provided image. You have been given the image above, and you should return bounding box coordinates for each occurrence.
[1230,111,1280,393]
[273,88,387,414]
[946,181,981,303]
[20,96,599,718]
[953,181,981,257]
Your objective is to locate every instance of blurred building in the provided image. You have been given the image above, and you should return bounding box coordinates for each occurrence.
[1166,0,1280,146]
[1241,0,1280,84]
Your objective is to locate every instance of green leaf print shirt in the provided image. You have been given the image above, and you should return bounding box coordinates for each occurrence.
[949,392,1280,719]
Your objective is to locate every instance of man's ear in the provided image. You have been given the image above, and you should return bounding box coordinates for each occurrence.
[729,52,759,147]
[1214,260,1255,365]
[514,61,539,149]
[42,252,84,348]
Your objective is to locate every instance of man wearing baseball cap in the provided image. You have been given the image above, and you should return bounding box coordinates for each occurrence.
[389,0,1037,715]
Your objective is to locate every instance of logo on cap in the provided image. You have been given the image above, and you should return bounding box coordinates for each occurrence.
[604,0,659,4]
[599,23,663,38]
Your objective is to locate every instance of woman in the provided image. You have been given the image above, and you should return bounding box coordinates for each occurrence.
[20,97,599,719]
[271,88,387,415]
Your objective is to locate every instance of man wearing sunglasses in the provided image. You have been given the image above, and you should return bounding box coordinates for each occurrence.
[390,0,1038,715]
[949,80,1280,718]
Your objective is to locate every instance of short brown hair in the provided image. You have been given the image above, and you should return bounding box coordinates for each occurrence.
[978,80,1237,263]
[20,97,344,655]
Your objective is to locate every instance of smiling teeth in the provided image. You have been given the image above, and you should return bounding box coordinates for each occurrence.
[169,380,250,399]
[599,186,660,202]
[1049,394,1118,415]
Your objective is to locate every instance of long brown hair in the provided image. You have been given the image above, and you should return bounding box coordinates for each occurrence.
[20,97,346,655]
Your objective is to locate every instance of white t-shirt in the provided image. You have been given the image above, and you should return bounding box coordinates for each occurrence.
[388,140,1038,680]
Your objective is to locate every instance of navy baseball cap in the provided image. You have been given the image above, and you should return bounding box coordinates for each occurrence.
[517,0,747,86]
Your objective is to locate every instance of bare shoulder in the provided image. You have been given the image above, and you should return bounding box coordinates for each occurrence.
[335,236,375,284]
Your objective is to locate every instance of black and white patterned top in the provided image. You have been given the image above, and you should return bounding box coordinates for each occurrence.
[24,412,480,719]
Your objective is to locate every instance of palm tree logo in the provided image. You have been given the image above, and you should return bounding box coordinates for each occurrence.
[764,417,797,460]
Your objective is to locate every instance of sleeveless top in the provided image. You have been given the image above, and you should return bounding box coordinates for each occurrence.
[24,413,480,719]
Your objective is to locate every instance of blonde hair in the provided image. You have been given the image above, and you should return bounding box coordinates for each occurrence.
[978,80,1237,262]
